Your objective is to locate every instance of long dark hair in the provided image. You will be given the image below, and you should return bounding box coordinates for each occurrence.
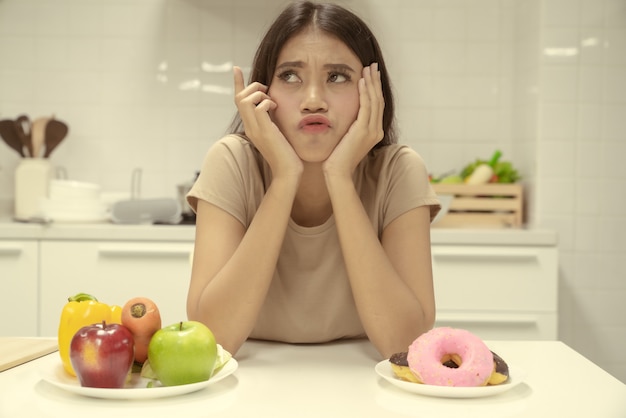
[229,1,397,147]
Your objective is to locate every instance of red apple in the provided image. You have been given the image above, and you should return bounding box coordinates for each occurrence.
[69,321,135,388]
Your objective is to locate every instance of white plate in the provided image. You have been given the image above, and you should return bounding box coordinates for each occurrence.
[375,360,526,398]
[40,355,238,400]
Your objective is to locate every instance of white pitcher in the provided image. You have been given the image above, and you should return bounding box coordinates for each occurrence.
[14,158,54,220]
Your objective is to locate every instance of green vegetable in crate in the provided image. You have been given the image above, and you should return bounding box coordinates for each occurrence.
[429,171,463,184]
[439,174,463,184]
[464,150,502,184]
[461,150,521,184]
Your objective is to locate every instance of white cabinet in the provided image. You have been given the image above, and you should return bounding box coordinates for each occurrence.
[431,244,558,340]
[1,221,559,341]
[39,240,194,337]
[0,240,39,336]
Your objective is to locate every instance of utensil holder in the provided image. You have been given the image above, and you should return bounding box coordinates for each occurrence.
[14,158,54,220]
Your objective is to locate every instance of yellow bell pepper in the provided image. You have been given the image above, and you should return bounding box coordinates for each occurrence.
[57,292,123,376]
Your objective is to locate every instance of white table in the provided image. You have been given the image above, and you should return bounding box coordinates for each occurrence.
[1,338,624,417]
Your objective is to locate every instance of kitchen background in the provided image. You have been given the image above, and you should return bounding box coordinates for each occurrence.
[0,0,624,382]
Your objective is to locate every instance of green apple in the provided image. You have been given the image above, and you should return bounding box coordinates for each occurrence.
[147,321,217,386]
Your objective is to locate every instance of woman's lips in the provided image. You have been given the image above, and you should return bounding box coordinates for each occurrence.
[298,115,331,133]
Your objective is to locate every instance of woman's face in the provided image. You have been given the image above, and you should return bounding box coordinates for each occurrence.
[268,28,362,163]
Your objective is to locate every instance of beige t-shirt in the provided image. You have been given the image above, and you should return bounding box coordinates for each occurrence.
[187,135,440,344]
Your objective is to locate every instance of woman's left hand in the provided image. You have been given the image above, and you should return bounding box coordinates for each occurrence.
[323,63,385,178]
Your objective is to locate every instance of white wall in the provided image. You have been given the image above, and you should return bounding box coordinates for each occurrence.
[510,0,626,383]
[0,0,625,382]
[533,0,626,384]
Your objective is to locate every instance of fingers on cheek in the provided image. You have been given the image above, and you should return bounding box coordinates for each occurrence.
[237,86,269,103]
[255,101,270,113]
[234,91,247,105]
[358,78,368,103]
[254,91,271,105]
[255,98,277,113]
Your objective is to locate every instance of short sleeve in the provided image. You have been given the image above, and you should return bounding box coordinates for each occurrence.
[186,135,262,227]
[377,146,441,230]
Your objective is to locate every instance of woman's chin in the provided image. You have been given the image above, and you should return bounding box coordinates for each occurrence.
[290,143,337,165]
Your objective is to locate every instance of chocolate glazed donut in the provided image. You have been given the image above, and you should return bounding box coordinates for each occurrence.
[488,351,510,385]
[435,350,510,385]
[389,350,510,385]
[389,352,421,383]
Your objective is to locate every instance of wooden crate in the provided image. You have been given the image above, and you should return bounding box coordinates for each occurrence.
[431,183,524,228]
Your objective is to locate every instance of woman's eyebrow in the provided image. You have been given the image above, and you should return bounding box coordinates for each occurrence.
[323,63,356,73]
[276,61,305,71]
[275,61,356,73]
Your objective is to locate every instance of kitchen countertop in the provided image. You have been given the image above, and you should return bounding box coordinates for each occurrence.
[0,338,623,417]
[0,219,557,246]
[0,220,196,241]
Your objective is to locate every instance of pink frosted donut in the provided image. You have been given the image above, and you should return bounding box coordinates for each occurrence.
[407,327,494,387]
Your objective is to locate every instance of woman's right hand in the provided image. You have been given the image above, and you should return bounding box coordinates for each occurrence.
[233,66,303,180]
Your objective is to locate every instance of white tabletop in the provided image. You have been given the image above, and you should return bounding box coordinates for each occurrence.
[1,338,624,417]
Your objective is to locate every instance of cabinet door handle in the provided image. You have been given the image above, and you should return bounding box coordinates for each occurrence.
[0,244,23,256]
[98,245,192,258]
[433,251,539,262]
[436,313,539,326]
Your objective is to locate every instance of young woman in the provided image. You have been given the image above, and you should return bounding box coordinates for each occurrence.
[186,1,440,358]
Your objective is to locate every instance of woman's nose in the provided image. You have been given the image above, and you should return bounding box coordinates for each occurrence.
[300,83,327,113]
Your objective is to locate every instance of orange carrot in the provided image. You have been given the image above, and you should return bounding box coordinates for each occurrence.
[121,297,162,364]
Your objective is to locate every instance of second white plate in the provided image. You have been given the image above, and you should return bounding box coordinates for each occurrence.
[375,360,526,398]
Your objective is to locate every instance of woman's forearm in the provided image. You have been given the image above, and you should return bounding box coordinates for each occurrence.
[325,174,435,358]
[188,176,299,354]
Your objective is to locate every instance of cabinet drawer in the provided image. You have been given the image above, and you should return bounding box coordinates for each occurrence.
[432,245,558,312]
[0,241,38,336]
[435,311,557,340]
[40,241,194,337]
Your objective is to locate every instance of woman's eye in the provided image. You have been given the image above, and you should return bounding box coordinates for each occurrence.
[278,71,300,83]
[329,72,350,83]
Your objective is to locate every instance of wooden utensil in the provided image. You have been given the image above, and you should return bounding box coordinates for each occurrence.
[15,114,33,157]
[0,119,25,157]
[43,119,68,158]
[31,116,53,158]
